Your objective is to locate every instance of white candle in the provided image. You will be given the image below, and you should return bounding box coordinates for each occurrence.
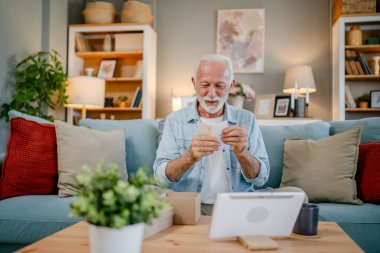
[306,85,310,105]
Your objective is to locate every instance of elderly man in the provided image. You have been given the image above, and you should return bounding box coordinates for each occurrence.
[154,54,301,215]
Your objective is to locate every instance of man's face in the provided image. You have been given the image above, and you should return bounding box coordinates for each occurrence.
[193,61,232,114]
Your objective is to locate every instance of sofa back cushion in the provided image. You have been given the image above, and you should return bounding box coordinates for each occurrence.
[330,117,380,143]
[80,119,159,176]
[258,122,330,189]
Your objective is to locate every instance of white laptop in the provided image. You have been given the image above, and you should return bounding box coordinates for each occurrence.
[209,192,305,239]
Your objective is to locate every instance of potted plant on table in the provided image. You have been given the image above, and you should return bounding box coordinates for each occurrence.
[70,162,167,253]
[0,50,67,121]
[357,94,370,108]
[229,82,256,108]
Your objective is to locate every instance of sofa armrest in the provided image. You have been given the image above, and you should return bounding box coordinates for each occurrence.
[0,152,5,169]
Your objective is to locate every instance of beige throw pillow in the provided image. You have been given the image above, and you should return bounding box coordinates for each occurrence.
[55,120,127,197]
[281,127,362,204]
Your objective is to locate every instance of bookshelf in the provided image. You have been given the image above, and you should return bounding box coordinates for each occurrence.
[67,24,156,121]
[332,14,380,120]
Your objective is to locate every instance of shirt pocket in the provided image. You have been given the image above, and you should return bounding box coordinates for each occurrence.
[175,138,192,155]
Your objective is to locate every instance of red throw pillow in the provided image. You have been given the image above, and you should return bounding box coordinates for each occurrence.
[356,142,380,203]
[0,117,58,200]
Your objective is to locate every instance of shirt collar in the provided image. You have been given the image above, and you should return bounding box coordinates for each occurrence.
[185,101,238,125]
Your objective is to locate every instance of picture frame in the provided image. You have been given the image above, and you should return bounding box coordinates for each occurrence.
[370,90,380,108]
[97,60,117,78]
[274,95,291,117]
[254,94,275,119]
[216,9,265,73]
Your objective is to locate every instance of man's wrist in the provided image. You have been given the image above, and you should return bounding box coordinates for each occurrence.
[184,151,197,164]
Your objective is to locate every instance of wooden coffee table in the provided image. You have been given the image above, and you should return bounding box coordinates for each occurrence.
[17,216,363,253]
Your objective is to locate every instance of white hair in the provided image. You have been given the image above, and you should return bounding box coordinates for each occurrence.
[193,54,233,85]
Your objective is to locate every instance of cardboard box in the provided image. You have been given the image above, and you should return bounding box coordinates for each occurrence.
[114,33,143,52]
[144,206,173,239]
[160,192,201,225]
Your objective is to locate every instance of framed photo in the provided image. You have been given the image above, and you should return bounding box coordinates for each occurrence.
[97,60,117,78]
[370,90,380,108]
[254,94,275,119]
[216,9,265,73]
[274,95,291,117]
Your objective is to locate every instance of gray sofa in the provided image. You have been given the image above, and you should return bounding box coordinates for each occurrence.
[0,117,379,253]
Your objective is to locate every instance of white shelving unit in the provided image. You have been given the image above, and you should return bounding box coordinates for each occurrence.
[67,23,156,121]
[332,14,380,121]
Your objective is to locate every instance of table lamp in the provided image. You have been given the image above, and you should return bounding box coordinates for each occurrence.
[66,76,105,123]
[283,65,316,117]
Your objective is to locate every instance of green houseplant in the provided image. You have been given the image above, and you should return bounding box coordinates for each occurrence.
[117,95,129,107]
[0,50,67,121]
[357,94,369,108]
[70,162,167,253]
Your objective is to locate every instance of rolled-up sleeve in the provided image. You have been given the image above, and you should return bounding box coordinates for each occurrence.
[242,117,270,187]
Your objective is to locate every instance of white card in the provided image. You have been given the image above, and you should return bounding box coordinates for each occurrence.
[197,121,228,140]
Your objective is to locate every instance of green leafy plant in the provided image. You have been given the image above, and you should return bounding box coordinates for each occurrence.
[118,95,128,102]
[0,50,68,121]
[357,94,370,102]
[70,162,167,229]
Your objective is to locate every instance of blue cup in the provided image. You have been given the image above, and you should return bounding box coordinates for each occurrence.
[293,203,319,236]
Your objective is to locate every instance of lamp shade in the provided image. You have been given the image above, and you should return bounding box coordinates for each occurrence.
[66,76,105,108]
[283,65,316,94]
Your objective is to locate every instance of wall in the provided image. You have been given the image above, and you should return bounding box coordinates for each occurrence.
[155,0,331,120]
[0,0,68,153]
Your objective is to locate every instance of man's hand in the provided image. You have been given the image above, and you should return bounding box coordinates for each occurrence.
[186,135,220,163]
[221,125,248,155]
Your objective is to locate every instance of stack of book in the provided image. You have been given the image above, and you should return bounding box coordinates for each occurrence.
[345,50,372,75]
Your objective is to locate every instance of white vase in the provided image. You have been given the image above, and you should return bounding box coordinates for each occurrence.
[231,95,245,108]
[89,223,144,253]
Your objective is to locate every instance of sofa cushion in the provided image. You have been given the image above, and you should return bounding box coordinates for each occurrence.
[8,110,52,124]
[281,127,362,204]
[258,122,330,189]
[330,117,380,143]
[55,120,127,197]
[318,203,380,223]
[356,142,380,203]
[0,118,58,200]
[0,195,81,244]
[80,119,159,176]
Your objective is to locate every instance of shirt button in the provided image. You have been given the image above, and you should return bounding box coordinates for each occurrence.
[223,149,225,152]
[227,167,230,170]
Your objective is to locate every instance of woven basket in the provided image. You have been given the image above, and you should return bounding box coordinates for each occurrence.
[333,0,376,24]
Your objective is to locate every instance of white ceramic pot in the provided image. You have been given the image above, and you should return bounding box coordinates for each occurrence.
[89,223,144,253]
[231,95,245,108]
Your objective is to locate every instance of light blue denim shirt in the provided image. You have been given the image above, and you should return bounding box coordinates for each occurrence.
[153,102,270,193]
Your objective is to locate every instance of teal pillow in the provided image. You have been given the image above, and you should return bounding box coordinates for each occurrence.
[330,117,380,143]
[259,122,331,189]
[79,119,159,177]
[8,110,52,124]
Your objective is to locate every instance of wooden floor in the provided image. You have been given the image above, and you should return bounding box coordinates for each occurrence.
[17,216,363,253]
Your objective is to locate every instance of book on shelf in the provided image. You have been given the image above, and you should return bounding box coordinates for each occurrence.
[132,89,142,107]
[75,36,91,52]
[358,52,372,75]
[130,86,141,108]
[345,85,356,108]
[345,59,354,75]
[133,60,143,78]
[350,51,365,75]
[345,50,359,75]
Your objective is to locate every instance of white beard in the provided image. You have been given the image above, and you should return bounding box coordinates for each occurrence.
[197,93,228,114]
